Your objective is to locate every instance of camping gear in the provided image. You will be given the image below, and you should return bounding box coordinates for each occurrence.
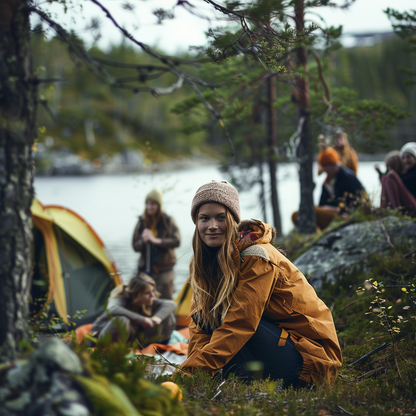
[173,280,192,327]
[145,241,151,274]
[31,198,122,328]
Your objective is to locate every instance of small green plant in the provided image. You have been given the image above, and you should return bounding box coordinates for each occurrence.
[29,298,88,339]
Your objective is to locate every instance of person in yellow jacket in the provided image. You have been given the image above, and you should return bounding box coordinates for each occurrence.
[181,180,342,388]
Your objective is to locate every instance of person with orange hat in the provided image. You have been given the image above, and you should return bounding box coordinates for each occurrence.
[292,147,367,231]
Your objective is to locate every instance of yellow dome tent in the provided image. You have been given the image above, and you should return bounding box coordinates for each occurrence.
[174,279,192,327]
[31,198,122,327]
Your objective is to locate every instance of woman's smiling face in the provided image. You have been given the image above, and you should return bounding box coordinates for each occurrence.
[197,203,227,248]
[402,152,416,171]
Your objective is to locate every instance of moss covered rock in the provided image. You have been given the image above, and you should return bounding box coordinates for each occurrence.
[293,216,416,288]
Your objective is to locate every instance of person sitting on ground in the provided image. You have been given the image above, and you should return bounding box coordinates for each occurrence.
[90,273,176,347]
[132,189,180,299]
[379,151,416,216]
[180,180,342,388]
[400,142,416,199]
[332,129,359,175]
[374,150,403,181]
[292,147,367,231]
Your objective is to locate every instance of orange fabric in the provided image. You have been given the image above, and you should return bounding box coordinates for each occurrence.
[291,207,338,231]
[136,342,189,356]
[278,328,288,347]
[75,323,93,343]
[317,147,340,165]
[183,220,342,385]
[74,323,189,357]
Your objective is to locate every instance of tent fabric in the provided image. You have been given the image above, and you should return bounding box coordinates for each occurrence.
[32,215,68,322]
[174,281,192,327]
[44,205,117,274]
[31,198,122,326]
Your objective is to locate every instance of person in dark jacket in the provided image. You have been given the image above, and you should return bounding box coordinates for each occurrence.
[400,142,416,199]
[132,189,180,299]
[90,273,176,347]
[377,151,416,216]
[292,147,367,231]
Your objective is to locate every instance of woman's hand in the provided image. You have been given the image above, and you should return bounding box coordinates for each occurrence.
[142,228,153,243]
[172,368,193,378]
[142,228,162,245]
[143,317,155,327]
[151,316,162,325]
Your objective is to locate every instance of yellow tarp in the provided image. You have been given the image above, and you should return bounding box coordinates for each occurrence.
[174,281,192,327]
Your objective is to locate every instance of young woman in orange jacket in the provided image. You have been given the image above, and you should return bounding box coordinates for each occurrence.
[181,181,342,388]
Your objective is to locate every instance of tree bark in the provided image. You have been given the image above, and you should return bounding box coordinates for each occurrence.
[293,0,316,234]
[266,76,282,236]
[0,0,37,362]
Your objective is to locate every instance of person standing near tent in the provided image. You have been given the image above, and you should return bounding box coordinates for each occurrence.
[90,273,176,346]
[132,189,180,299]
[180,180,342,388]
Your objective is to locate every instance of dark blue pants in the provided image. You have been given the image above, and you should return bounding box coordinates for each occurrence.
[223,318,306,388]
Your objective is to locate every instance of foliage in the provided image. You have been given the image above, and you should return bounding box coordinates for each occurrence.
[32,26,415,164]
[322,88,410,144]
[71,335,186,416]
[385,8,416,88]
[32,35,206,162]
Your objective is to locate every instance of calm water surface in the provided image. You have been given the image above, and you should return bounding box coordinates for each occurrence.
[34,161,382,296]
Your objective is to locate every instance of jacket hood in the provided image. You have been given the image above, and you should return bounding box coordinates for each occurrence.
[236,219,276,251]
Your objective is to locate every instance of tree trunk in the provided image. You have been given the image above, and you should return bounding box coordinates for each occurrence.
[266,76,282,236]
[293,0,316,234]
[258,161,268,223]
[0,0,37,362]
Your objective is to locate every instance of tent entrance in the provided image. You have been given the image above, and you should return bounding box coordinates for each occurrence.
[54,225,115,326]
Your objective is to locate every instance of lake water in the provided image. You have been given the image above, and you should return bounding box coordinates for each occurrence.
[34,161,383,296]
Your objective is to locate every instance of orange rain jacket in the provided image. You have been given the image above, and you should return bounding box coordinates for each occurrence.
[182,220,342,385]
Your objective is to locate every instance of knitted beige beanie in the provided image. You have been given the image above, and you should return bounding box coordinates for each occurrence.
[191,180,241,224]
[146,189,163,207]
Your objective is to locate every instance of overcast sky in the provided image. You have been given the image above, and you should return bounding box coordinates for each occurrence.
[40,0,415,54]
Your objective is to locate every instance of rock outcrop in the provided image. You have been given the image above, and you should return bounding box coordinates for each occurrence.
[293,216,416,289]
[0,337,90,416]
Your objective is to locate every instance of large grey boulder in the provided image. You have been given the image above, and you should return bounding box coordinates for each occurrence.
[293,216,416,289]
[0,337,90,416]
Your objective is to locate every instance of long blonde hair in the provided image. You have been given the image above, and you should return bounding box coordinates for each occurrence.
[110,273,158,316]
[190,207,239,329]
